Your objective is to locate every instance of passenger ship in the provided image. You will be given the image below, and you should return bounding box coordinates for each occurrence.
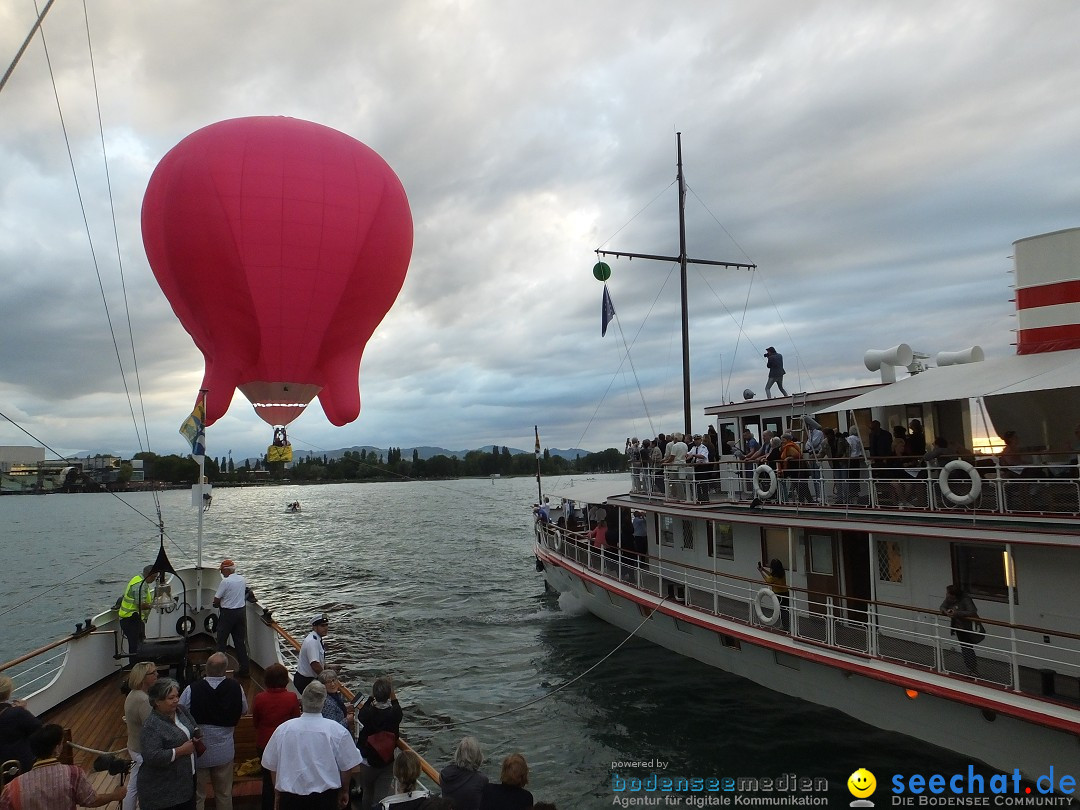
[534,225,1080,779]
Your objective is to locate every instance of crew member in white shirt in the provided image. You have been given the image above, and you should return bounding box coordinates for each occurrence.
[213,559,250,677]
[294,614,329,694]
[261,682,363,810]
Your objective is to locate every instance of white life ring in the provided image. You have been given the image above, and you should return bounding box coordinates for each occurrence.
[753,587,781,626]
[754,464,777,499]
[938,459,982,505]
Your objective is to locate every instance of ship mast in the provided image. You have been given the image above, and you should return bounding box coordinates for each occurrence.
[596,132,756,434]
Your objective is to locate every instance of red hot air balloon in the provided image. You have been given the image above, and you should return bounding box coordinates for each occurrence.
[141,116,413,428]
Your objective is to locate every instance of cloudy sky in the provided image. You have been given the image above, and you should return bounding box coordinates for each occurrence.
[2,1,1080,462]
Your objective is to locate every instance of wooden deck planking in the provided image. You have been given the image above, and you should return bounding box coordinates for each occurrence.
[38,644,270,808]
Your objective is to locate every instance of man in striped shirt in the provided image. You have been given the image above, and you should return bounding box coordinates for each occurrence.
[0,724,126,810]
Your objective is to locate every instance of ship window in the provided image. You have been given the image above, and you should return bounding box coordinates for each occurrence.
[808,533,834,575]
[951,543,1013,603]
[762,527,794,572]
[720,634,741,650]
[876,540,903,583]
[681,520,694,550]
[707,522,734,560]
[659,515,675,547]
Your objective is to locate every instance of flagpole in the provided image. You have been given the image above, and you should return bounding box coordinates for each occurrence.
[534,425,543,506]
[179,389,209,608]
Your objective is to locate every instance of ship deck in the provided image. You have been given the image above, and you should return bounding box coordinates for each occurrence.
[42,640,268,807]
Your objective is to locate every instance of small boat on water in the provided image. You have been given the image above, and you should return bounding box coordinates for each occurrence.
[533,138,1080,782]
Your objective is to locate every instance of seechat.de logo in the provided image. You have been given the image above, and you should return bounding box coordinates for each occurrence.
[848,768,877,807]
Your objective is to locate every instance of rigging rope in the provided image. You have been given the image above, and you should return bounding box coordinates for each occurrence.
[688,182,815,393]
[0,530,166,620]
[572,264,679,450]
[0,0,57,95]
[438,595,670,729]
[67,741,127,757]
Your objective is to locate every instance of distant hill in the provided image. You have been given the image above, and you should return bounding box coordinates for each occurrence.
[290,444,595,463]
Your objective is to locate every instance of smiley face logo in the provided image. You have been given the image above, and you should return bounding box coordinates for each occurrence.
[848,768,877,798]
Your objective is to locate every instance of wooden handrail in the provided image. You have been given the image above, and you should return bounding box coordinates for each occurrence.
[0,634,76,674]
[267,618,440,785]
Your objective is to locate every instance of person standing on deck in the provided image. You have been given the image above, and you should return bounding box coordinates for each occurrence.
[940,585,980,676]
[758,559,790,631]
[764,347,788,398]
[180,652,247,810]
[122,662,158,810]
[213,559,250,678]
[117,565,158,656]
[261,682,362,810]
[294,614,329,694]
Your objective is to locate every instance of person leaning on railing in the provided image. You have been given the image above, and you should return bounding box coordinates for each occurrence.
[940,585,980,676]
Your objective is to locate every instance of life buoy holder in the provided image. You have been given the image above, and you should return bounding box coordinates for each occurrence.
[176,616,196,637]
[754,465,777,499]
[753,587,781,626]
[203,614,218,633]
[938,459,981,505]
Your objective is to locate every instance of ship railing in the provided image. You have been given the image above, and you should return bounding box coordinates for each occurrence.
[863,453,1080,515]
[265,617,441,787]
[632,454,1080,517]
[535,526,1080,701]
[0,617,121,716]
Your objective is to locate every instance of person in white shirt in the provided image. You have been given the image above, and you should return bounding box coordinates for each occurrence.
[213,559,250,677]
[179,652,249,810]
[294,614,329,694]
[261,682,363,810]
[686,435,711,463]
[685,434,712,502]
[662,433,690,498]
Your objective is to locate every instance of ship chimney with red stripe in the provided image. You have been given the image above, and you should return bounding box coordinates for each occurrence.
[1013,227,1080,354]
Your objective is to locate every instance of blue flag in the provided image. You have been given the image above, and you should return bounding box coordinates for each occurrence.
[179,398,206,461]
[601,286,615,337]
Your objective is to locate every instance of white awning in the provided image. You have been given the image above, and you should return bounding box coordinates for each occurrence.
[541,476,629,506]
[820,348,1080,412]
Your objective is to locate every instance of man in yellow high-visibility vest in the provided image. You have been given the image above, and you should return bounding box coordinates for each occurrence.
[117,565,158,655]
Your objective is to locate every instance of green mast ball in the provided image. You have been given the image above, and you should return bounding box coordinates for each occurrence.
[593,262,611,282]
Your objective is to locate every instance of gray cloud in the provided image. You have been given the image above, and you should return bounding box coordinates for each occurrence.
[2,1,1080,460]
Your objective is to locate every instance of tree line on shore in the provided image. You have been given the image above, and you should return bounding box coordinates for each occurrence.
[132,446,627,485]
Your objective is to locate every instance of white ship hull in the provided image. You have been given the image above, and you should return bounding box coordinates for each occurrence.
[537,554,1075,780]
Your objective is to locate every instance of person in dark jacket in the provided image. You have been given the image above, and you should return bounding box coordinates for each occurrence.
[0,675,42,775]
[140,677,199,810]
[355,676,404,810]
[940,585,981,675]
[479,753,532,810]
[439,736,488,810]
[764,347,788,398]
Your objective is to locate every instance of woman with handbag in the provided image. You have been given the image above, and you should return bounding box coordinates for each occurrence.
[355,676,403,810]
[940,585,981,676]
[139,678,200,810]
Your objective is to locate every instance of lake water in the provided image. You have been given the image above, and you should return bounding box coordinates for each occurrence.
[0,475,999,807]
